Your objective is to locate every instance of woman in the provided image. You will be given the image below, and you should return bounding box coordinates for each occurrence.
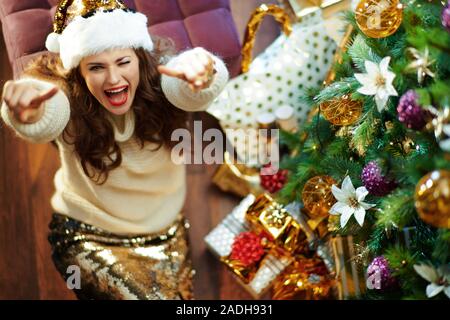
[0,1,228,300]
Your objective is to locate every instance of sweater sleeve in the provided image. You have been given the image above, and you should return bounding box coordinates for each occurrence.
[161,49,229,112]
[1,78,71,144]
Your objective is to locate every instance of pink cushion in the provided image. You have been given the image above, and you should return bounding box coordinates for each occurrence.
[0,0,241,78]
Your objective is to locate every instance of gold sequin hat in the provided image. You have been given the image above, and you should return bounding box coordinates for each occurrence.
[46,0,154,70]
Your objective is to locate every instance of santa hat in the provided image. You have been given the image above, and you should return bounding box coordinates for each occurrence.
[45,0,154,70]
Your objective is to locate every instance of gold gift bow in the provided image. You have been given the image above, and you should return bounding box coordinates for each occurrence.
[246,194,308,254]
[241,4,293,73]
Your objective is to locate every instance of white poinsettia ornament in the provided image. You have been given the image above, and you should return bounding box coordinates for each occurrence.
[413,264,450,299]
[329,176,376,228]
[355,57,398,113]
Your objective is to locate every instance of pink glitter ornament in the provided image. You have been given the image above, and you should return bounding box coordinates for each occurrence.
[361,161,397,196]
[397,90,428,130]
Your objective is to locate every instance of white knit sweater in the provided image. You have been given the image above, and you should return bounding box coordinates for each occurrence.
[1,51,229,235]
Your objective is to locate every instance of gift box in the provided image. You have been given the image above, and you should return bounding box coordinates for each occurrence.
[327,235,367,299]
[205,194,311,298]
[272,256,335,300]
[246,194,309,254]
[281,202,367,299]
[285,201,367,299]
[205,194,255,257]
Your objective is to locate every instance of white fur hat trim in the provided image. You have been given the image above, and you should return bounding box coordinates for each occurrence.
[45,9,154,70]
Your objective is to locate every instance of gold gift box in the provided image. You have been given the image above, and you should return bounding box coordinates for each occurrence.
[221,194,308,285]
[272,256,335,300]
[222,247,294,298]
[246,194,309,254]
[206,194,312,298]
[328,235,367,299]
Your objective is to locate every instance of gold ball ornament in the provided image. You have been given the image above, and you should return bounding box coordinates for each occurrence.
[320,95,363,126]
[302,176,337,218]
[414,170,450,229]
[355,0,403,39]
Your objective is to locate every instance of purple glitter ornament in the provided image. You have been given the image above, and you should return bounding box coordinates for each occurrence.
[361,161,397,197]
[397,90,427,130]
[443,0,450,32]
[366,256,397,291]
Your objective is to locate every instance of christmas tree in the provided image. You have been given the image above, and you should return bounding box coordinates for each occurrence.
[279,0,450,299]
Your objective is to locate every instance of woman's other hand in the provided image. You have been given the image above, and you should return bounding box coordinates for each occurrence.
[158,47,216,93]
[2,80,59,123]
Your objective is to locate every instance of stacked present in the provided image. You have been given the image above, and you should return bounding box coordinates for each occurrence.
[205,189,379,299]
[205,194,294,298]
[205,193,337,299]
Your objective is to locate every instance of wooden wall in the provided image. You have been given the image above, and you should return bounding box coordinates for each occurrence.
[0,0,279,299]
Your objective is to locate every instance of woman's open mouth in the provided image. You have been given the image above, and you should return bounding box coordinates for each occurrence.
[104,85,129,107]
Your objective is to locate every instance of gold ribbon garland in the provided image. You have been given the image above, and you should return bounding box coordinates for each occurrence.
[241,4,293,73]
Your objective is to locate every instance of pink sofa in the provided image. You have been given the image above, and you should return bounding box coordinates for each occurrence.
[0,0,242,78]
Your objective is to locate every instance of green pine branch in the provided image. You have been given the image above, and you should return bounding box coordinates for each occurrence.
[376,189,415,229]
[347,34,382,71]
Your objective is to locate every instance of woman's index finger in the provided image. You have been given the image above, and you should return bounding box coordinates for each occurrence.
[157,65,186,80]
[29,86,59,108]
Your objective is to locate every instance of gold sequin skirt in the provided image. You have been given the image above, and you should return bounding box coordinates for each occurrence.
[48,213,194,300]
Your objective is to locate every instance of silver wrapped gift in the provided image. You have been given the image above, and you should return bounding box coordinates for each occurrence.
[204,194,293,298]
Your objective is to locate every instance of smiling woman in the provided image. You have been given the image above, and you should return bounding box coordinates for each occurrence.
[0,0,229,300]
[80,49,139,115]
[22,45,193,186]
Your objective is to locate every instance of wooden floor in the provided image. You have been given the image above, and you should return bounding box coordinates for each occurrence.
[0,0,279,300]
